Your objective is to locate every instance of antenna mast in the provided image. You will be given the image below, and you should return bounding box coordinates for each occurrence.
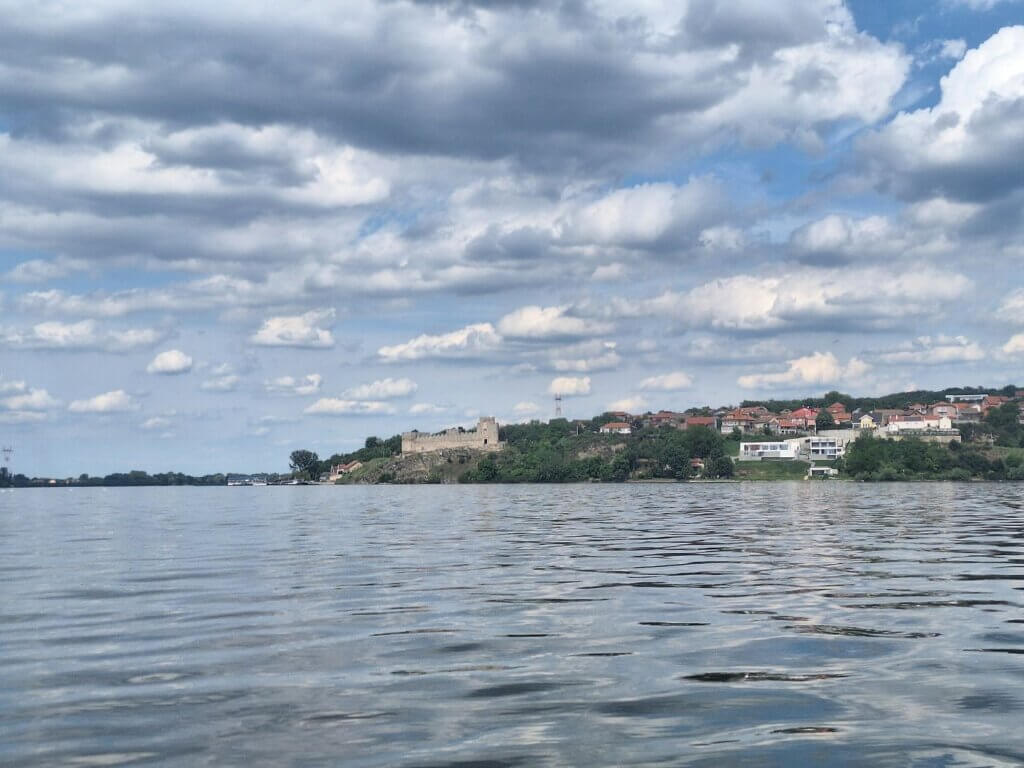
[554,393,562,419]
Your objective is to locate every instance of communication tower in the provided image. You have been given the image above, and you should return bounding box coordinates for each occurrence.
[554,394,562,419]
[2,446,12,473]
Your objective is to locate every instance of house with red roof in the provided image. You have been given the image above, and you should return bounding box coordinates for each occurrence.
[683,415,718,430]
[648,410,682,428]
[720,409,757,435]
[787,406,819,431]
[952,402,983,422]
[928,402,959,420]
[771,418,805,435]
[328,460,363,481]
[825,402,852,425]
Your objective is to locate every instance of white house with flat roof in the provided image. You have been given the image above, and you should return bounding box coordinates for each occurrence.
[886,415,954,434]
[739,441,801,461]
[740,435,849,462]
[806,436,846,460]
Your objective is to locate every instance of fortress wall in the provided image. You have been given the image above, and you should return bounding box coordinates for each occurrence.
[402,417,503,454]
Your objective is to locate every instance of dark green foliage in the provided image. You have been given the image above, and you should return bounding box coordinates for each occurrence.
[816,410,836,431]
[844,434,1013,481]
[322,435,402,476]
[20,471,230,487]
[985,403,1024,447]
[289,449,320,479]
[459,423,728,483]
[707,456,734,478]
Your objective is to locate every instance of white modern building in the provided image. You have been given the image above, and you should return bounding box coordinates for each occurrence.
[739,435,849,462]
[946,393,987,403]
[886,415,954,434]
[739,441,801,461]
[806,436,846,460]
[808,466,839,478]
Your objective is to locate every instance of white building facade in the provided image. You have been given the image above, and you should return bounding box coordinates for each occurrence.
[739,441,802,461]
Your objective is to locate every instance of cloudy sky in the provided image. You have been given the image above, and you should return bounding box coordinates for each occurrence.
[2,0,1023,475]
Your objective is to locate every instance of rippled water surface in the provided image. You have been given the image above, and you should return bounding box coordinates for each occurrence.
[3,483,1024,766]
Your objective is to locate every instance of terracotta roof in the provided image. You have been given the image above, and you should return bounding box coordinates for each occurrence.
[724,410,755,421]
[790,407,818,420]
[685,416,716,426]
[602,422,631,429]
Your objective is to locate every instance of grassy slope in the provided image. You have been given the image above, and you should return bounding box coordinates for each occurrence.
[734,460,810,480]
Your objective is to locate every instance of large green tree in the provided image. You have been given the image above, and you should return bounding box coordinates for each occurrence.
[289,449,321,479]
[815,410,836,431]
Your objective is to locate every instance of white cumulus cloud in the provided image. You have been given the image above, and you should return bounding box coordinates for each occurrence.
[201,374,240,392]
[265,374,323,396]
[409,403,449,415]
[738,352,871,390]
[594,265,972,331]
[1,386,60,412]
[4,257,89,283]
[591,263,626,282]
[378,322,501,362]
[0,380,59,423]
[877,335,985,365]
[251,309,335,348]
[343,377,417,400]
[559,178,727,249]
[1001,334,1024,356]
[304,398,396,416]
[68,390,139,413]
[146,349,193,375]
[638,372,694,391]
[861,26,1024,202]
[548,376,591,397]
[1,320,163,351]
[497,306,611,340]
[997,289,1024,323]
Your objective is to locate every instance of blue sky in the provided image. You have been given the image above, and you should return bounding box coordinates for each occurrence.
[2,0,1023,476]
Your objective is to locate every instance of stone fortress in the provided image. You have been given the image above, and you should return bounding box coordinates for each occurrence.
[401,417,504,455]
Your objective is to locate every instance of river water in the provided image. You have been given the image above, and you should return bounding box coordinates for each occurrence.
[2,483,1023,766]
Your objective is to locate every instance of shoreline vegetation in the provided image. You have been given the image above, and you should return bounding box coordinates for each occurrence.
[4,386,1023,488]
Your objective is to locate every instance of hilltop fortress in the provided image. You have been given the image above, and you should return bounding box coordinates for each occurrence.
[402,417,503,455]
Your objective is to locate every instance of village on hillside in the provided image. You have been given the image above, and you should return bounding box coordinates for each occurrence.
[578,391,1023,479]
[316,387,1024,485]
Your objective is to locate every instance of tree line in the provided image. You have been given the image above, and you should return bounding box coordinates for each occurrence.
[741,385,1020,415]
[289,434,403,480]
[460,421,735,483]
[0,469,229,487]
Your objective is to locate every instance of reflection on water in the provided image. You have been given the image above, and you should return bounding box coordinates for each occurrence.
[1,483,1023,766]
